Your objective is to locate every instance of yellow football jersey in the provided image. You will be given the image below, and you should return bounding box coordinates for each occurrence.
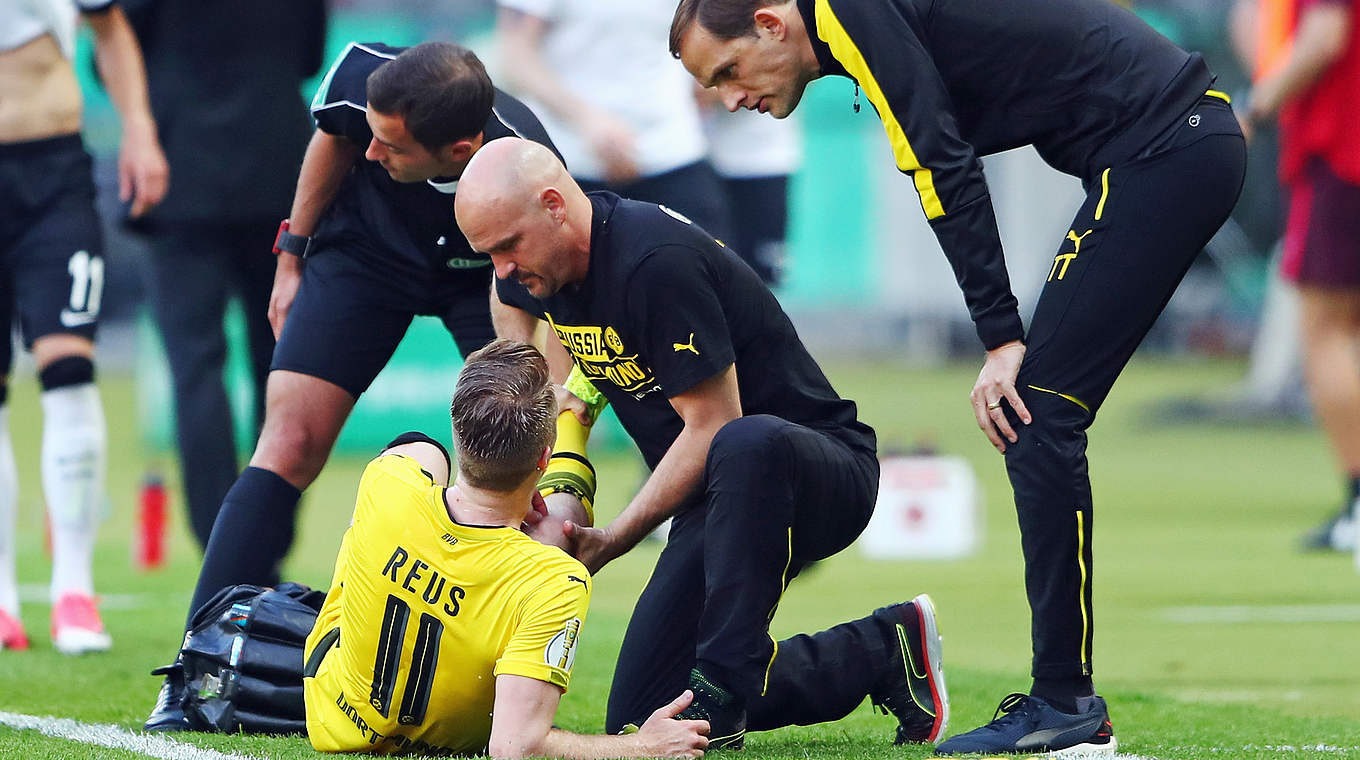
[303,454,591,755]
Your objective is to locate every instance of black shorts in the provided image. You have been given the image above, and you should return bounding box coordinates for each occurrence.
[0,135,105,373]
[269,245,496,398]
[720,175,789,284]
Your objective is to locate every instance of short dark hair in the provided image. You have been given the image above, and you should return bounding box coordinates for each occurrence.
[670,0,768,57]
[450,339,556,492]
[366,42,494,151]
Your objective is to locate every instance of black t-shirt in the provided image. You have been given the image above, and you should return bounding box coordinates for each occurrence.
[309,42,561,280]
[497,192,875,470]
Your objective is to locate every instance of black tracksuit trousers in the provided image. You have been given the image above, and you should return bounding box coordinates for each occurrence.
[1003,97,1246,681]
[605,414,885,733]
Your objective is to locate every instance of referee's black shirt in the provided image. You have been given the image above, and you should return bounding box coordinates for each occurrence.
[796,0,1214,349]
[497,192,875,470]
[310,42,561,281]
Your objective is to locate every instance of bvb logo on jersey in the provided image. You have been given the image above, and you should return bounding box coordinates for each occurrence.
[604,326,624,355]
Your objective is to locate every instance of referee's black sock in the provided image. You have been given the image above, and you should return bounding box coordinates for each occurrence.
[184,466,301,629]
[1030,676,1094,714]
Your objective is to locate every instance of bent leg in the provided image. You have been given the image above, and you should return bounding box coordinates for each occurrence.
[1012,121,1245,690]
[696,415,878,699]
[746,610,892,730]
[186,370,354,623]
[186,248,410,625]
[606,504,705,733]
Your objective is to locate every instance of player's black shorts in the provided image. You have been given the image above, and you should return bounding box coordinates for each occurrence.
[0,135,105,373]
[269,245,495,398]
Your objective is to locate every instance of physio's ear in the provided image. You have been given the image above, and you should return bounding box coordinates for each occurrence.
[541,187,568,223]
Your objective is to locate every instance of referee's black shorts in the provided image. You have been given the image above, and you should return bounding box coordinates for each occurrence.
[270,246,495,398]
[0,135,106,374]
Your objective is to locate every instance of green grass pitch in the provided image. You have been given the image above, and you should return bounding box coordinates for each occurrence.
[0,357,1357,759]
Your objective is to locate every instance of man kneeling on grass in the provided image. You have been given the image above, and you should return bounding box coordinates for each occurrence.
[302,338,709,758]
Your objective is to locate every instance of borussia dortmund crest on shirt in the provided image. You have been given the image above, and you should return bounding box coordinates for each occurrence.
[546,314,658,394]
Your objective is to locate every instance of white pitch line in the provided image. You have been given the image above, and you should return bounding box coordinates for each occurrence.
[1161,604,1360,624]
[0,711,262,760]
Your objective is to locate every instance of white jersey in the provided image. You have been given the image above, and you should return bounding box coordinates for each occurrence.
[497,0,707,180]
[702,106,802,179]
[1,0,114,59]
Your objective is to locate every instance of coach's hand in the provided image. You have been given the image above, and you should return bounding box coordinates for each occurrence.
[563,520,620,574]
[970,340,1031,453]
[269,254,304,339]
[637,690,710,758]
[553,384,592,426]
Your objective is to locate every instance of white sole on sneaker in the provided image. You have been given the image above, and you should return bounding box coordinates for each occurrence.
[53,628,112,655]
[911,592,950,743]
[1047,735,1119,757]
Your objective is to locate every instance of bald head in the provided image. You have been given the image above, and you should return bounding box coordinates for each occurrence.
[456,138,593,297]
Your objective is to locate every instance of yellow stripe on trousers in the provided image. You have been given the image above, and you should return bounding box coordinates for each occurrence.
[761,527,795,696]
[1077,510,1090,669]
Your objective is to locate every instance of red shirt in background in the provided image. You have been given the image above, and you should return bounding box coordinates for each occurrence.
[1280,0,1360,184]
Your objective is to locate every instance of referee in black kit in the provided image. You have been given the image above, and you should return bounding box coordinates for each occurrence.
[144,42,567,730]
[456,137,950,750]
[671,0,1247,754]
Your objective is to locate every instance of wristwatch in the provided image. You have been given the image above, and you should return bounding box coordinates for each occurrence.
[272,219,313,258]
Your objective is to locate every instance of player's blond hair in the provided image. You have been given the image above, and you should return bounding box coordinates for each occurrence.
[450,339,556,491]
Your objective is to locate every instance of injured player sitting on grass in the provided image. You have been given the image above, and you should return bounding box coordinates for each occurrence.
[160,339,708,758]
[302,339,707,758]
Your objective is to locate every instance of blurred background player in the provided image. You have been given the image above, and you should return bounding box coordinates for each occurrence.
[0,0,167,654]
[496,0,732,245]
[700,102,800,285]
[122,0,326,551]
[144,41,562,730]
[303,339,708,758]
[1242,0,1360,554]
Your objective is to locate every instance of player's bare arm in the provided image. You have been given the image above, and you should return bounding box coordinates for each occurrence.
[567,364,740,573]
[269,130,360,337]
[1246,2,1350,128]
[497,7,640,183]
[491,285,542,344]
[488,675,708,759]
[382,441,451,487]
[84,5,167,218]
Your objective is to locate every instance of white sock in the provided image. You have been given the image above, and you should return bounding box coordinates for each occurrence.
[41,384,106,602]
[0,405,19,618]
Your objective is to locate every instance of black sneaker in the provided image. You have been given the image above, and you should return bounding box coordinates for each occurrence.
[870,593,949,744]
[935,693,1116,756]
[1300,500,1357,552]
[676,668,747,750]
[143,663,192,732]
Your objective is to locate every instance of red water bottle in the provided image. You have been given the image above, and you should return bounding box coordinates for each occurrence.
[136,474,167,570]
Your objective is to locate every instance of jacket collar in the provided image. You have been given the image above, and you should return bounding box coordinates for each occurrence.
[796,0,846,77]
